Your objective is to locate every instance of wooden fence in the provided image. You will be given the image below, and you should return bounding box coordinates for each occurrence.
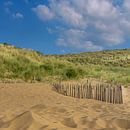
[53,81,123,104]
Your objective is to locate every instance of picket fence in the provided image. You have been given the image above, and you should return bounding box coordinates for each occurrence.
[53,81,123,104]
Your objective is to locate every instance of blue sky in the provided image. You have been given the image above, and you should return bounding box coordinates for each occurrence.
[0,0,130,54]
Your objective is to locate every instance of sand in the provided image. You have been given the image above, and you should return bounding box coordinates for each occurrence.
[0,83,130,130]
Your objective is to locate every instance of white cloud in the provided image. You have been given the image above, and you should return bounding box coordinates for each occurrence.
[83,41,103,51]
[123,0,130,11]
[12,12,24,19]
[33,0,130,52]
[4,1,13,6]
[50,1,87,28]
[57,29,86,46]
[4,1,13,14]
[86,0,118,19]
[101,32,124,45]
[4,1,24,20]
[120,19,130,33]
[57,29,103,51]
[95,21,124,45]
[33,5,54,21]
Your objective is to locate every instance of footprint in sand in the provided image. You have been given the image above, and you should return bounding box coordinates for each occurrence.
[79,117,97,129]
[61,117,77,128]
[80,117,88,125]
[39,125,49,130]
[113,119,130,129]
[96,119,108,128]
[56,108,67,113]
[80,117,116,130]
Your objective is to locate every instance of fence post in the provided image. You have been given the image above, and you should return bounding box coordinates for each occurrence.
[53,81,123,104]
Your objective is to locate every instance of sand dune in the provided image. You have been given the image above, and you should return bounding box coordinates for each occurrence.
[0,83,130,130]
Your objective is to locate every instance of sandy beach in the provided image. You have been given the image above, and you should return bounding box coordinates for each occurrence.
[0,83,130,130]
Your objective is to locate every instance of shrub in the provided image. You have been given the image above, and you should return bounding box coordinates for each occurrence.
[63,66,78,79]
[40,63,53,74]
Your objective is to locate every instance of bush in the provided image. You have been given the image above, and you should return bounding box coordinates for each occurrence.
[40,63,53,74]
[23,69,33,81]
[63,67,78,79]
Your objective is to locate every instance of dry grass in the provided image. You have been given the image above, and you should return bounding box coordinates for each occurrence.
[0,43,130,86]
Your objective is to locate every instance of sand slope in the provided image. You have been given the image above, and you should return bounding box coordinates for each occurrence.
[0,83,130,130]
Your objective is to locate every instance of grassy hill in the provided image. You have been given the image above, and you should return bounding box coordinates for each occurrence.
[0,43,130,86]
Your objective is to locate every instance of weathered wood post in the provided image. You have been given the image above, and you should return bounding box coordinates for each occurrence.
[53,81,123,104]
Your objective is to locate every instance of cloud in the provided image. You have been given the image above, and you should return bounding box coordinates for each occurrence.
[95,21,124,45]
[50,1,87,28]
[32,5,54,21]
[84,0,118,19]
[57,29,86,46]
[33,0,130,52]
[12,13,24,19]
[57,29,103,51]
[123,0,130,11]
[4,1,13,14]
[4,1,13,6]
[33,1,86,28]
[83,41,103,51]
[4,1,24,20]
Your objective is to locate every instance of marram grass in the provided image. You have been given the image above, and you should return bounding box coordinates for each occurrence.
[0,43,130,86]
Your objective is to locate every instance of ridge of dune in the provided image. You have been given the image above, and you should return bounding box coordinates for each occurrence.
[0,83,130,130]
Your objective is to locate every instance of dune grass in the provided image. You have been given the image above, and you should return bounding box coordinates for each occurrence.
[0,43,130,86]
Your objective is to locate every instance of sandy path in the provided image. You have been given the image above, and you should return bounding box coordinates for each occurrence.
[0,83,130,130]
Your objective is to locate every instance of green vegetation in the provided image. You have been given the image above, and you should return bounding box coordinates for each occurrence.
[0,43,130,86]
